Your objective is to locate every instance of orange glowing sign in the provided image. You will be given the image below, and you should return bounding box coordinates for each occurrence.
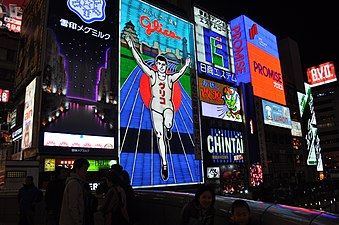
[248,43,286,105]
[307,61,336,87]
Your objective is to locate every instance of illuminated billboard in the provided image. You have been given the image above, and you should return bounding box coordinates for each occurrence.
[198,77,242,122]
[40,1,118,157]
[0,89,9,102]
[206,127,245,163]
[291,121,302,137]
[21,77,37,152]
[297,83,323,171]
[119,0,203,187]
[45,0,116,101]
[43,132,114,149]
[307,61,337,87]
[0,0,26,33]
[44,158,116,172]
[230,15,286,105]
[262,99,292,129]
[193,6,236,85]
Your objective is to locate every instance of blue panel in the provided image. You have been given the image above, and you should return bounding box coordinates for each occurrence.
[229,15,251,84]
[242,16,279,58]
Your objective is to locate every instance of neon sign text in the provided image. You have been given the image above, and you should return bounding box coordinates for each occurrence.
[60,18,110,40]
[231,25,246,75]
[207,130,244,154]
[253,61,282,83]
[140,15,181,40]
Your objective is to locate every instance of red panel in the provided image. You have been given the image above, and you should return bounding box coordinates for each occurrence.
[248,43,286,105]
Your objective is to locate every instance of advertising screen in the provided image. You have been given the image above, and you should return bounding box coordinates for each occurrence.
[193,7,236,85]
[206,167,220,179]
[119,0,203,187]
[291,121,302,137]
[297,83,323,171]
[307,61,337,87]
[262,99,292,129]
[43,132,114,149]
[0,89,9,102]
[201,116,248,194]
[198,77,242,122]
[21,77,36,151]
[205,127,245,164]
[230,15,286,105]
[40,1,118,157]
[44,158,116,171]
[201,117,245,165]
[0,0,26,33]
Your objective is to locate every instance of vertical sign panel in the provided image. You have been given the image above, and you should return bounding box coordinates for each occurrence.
[119,0,203,187]
[39,1,118,157]
[194,7,236,85]
[22,77,36,152]
[297,83,323,171]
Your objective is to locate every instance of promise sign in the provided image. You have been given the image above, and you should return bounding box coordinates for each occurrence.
[307,61,336,87]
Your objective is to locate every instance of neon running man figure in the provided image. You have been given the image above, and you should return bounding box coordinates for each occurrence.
[125,34,191,181]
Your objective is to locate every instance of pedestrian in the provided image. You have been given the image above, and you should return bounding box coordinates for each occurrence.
[229,199,254,225]
[180,184,216,225]
[110,165,138,224]
[97,170,130,225]
[59,158,96,225]
[45,166,69,225]
[120,170,138,225]
[17,175,43,225]
[110,163,123,174]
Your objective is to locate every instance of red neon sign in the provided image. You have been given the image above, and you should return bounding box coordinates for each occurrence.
[0,89,9,102]
[307,61,336,87]
[140,15,182,40]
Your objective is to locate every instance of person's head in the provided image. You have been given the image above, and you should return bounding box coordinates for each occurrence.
[194,185,215,209]
[110,163,123,174]
[73,158,90,178]
[155,55,168,73]
[55,166,68,180]
[230,199,250,225]
[106,170,122,186]
[24,176,34,186]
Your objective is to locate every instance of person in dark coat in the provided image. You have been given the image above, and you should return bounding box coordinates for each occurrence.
[180,185,216,225]
[45,166,69,225]
[17,175,43,225]
[97,171,129,225]
[59,158,93,225]
[110,165,138,225]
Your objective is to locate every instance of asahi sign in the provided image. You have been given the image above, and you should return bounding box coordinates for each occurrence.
[307,61,336,87]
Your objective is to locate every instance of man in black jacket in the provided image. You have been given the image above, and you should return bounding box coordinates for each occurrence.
[18,176,43,225]
[45,166,69,225]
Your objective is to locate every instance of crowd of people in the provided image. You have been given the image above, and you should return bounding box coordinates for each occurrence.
[17,158,256,225]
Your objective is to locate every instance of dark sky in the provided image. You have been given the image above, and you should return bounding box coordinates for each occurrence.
[194,0,338,71]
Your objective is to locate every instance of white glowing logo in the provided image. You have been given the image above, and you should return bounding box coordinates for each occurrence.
[67,0,106,24]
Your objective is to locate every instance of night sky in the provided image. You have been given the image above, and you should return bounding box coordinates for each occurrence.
[194,0,338,71]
